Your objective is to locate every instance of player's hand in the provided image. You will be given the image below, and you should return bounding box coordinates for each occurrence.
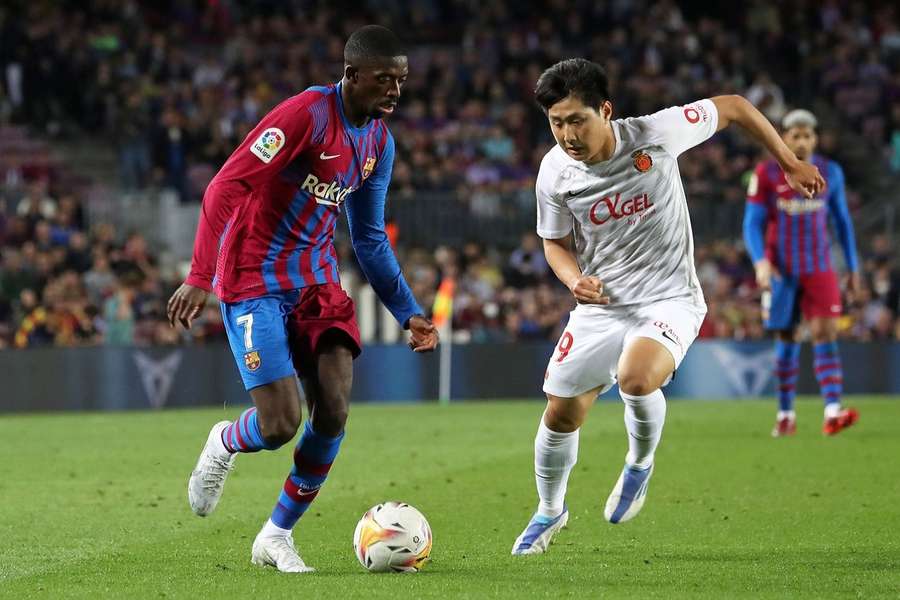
[844,271,862,304]
[167,283,209,329]
[569,275,610,305]
[407,315,439,353]
[784,160,826,199]
[754,259,780,291]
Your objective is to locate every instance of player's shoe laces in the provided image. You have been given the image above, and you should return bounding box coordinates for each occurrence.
[511,507,569,555]
[604,463,654,524]
[251,530,315,573]
[823,407,859,436]
[772,416,797,437]
[188,421,236,517]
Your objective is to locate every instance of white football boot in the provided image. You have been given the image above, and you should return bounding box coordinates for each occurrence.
[251,528,315,573]
[188,421,236,516]
[511,507,569,555]
[604,463,654,524]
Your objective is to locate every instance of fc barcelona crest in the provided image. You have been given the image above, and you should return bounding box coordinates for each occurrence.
[363,157,377,179]
[244,350,261,371]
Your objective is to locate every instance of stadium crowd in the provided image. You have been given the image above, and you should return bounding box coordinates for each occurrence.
[1,0,899,348]
[1,181,898,349]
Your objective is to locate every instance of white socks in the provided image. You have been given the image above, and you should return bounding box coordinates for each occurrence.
[534,416,579,519]
[260,518,291,539]
[621,389,666,470]
[777,410,796,421]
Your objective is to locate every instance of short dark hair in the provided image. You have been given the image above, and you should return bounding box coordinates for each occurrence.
[344,25,406,64]
[534,59,611,112]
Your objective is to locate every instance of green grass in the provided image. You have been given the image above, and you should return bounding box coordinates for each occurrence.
[2,397,899,599]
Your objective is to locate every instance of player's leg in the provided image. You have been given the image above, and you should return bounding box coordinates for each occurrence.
[513,309,621,555]
[189,293,300,517]
[252,284,361,572]
[808,317,859,435]
[800,272,858,435]
[266,332,352,535]
[765,276,801,435]
[604,301,704,524]
[511,390,597,556]
[772,328,800,436]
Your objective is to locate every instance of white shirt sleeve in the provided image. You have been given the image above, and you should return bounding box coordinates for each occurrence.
[535,157,572,239]
[643,99,719,157]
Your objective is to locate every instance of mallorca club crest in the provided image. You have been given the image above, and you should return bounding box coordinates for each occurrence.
[244,350,261,371]
[363,157,377,179]
[632,150,653,173]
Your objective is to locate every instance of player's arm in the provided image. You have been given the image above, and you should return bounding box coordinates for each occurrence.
[543,236,609,304]
[743,163,779,289]
[535,158,608,304]
[711,95,824,199]
[345,134,437,352]
[168,98,314,328]
[826,162,861,294]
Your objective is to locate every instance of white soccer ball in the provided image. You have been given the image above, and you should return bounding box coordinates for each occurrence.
[353,501,432,573]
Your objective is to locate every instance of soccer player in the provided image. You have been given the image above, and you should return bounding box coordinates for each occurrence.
[511,59,824,555]
[166,26,438,573]
[743,109,860,437]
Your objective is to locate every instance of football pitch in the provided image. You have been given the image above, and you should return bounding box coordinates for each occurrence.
[2,398,899,599]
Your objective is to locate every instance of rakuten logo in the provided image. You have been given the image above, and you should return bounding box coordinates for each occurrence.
[301,174,354,206]
[776,198,825,215]
[589,193,654,225]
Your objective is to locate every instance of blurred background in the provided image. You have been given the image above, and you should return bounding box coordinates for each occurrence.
[1,0,899,407]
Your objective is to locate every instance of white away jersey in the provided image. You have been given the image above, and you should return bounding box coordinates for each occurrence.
[536,99,719,308]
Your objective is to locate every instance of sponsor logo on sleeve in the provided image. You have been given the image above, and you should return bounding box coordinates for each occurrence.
[250,127,285,163]
[747,173,759,196]
[683,102,709,124]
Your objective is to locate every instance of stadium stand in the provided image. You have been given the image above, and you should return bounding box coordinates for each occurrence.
[1,0,899,348]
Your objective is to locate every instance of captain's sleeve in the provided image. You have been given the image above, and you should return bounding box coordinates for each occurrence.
[345,133,423,328]
[742,163,771,264]
[535,159,572,239]
[645,99,719,157]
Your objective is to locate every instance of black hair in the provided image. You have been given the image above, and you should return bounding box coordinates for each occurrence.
[534,58,611,112]
[344,25,406,64]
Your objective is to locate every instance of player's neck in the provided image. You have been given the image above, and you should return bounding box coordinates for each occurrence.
[584,124,616,165]
[339,81,371,128]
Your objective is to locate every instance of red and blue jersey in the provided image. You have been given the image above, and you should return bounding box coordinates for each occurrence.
[743,156,858,276]
[186,82,421,326]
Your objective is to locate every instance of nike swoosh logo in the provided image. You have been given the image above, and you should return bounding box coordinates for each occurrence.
[568,188,588,197]
[320,152,340,160]
[662,330,679,345]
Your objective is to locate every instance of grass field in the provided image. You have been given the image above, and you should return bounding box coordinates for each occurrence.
[2,397,900,599]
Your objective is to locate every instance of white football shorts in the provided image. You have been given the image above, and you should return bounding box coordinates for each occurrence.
[542,296,707,398]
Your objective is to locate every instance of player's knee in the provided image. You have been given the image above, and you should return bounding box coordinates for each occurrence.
[315,401,349,437]
[543,404,583,433]
[259,415,300,448]
[618,372,657,397]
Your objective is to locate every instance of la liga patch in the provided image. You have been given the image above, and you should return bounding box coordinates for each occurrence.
[250,127,285,163]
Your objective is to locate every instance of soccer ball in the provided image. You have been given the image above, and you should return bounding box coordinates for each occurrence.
[353,501,432,573]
